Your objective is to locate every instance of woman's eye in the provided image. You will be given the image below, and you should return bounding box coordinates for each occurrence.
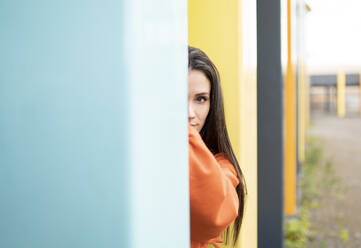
[196,96,207,103]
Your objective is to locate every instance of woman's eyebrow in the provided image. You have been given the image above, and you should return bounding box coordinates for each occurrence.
[195,92,210,96]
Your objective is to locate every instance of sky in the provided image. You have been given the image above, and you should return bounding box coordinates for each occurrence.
[305,0,361,71]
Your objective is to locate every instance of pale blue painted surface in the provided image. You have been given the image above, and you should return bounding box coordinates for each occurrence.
[123,0,189,247]
[0,1,129,247]
[0,0,189,247]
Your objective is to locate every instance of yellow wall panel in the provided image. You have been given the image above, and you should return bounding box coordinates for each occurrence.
[239,0,257,247]
[284,0,297,216]
[337,72,346,118]
[188,0,257,247]
[188,1,241,152]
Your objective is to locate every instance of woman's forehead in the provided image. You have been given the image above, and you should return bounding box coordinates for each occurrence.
[188,70,211,93]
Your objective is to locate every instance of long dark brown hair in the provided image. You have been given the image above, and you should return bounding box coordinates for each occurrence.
[188,46,247,245]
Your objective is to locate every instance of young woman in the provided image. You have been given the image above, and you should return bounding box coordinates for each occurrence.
[188,46,247,248]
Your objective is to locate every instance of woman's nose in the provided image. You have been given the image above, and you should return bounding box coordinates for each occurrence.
[188,103,196,119]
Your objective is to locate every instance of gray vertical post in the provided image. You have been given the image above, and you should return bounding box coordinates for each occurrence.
[257,0,284,247]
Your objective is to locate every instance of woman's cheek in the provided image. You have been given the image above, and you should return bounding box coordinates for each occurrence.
[201,105,210,123]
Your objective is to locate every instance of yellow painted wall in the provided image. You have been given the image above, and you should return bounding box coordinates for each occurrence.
[284,0,297,216]
[188,0,257,247]
[337,72,346,118]
[239,0,257,247]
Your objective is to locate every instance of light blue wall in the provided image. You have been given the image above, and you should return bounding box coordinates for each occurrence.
[0,1,129,247]
[1,0,188,247]
[123,0,189,247]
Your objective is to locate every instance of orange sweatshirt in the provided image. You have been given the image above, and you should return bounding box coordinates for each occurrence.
[188,125,239,248]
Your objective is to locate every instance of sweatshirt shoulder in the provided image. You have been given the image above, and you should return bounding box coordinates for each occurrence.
[214,153,239,188]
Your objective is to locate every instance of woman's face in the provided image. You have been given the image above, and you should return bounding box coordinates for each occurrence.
[188,69,211,132]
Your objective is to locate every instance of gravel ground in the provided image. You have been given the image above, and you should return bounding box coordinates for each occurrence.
[307,114,361,248]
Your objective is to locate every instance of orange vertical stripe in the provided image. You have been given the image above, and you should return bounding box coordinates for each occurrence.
[284,0,296,216]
